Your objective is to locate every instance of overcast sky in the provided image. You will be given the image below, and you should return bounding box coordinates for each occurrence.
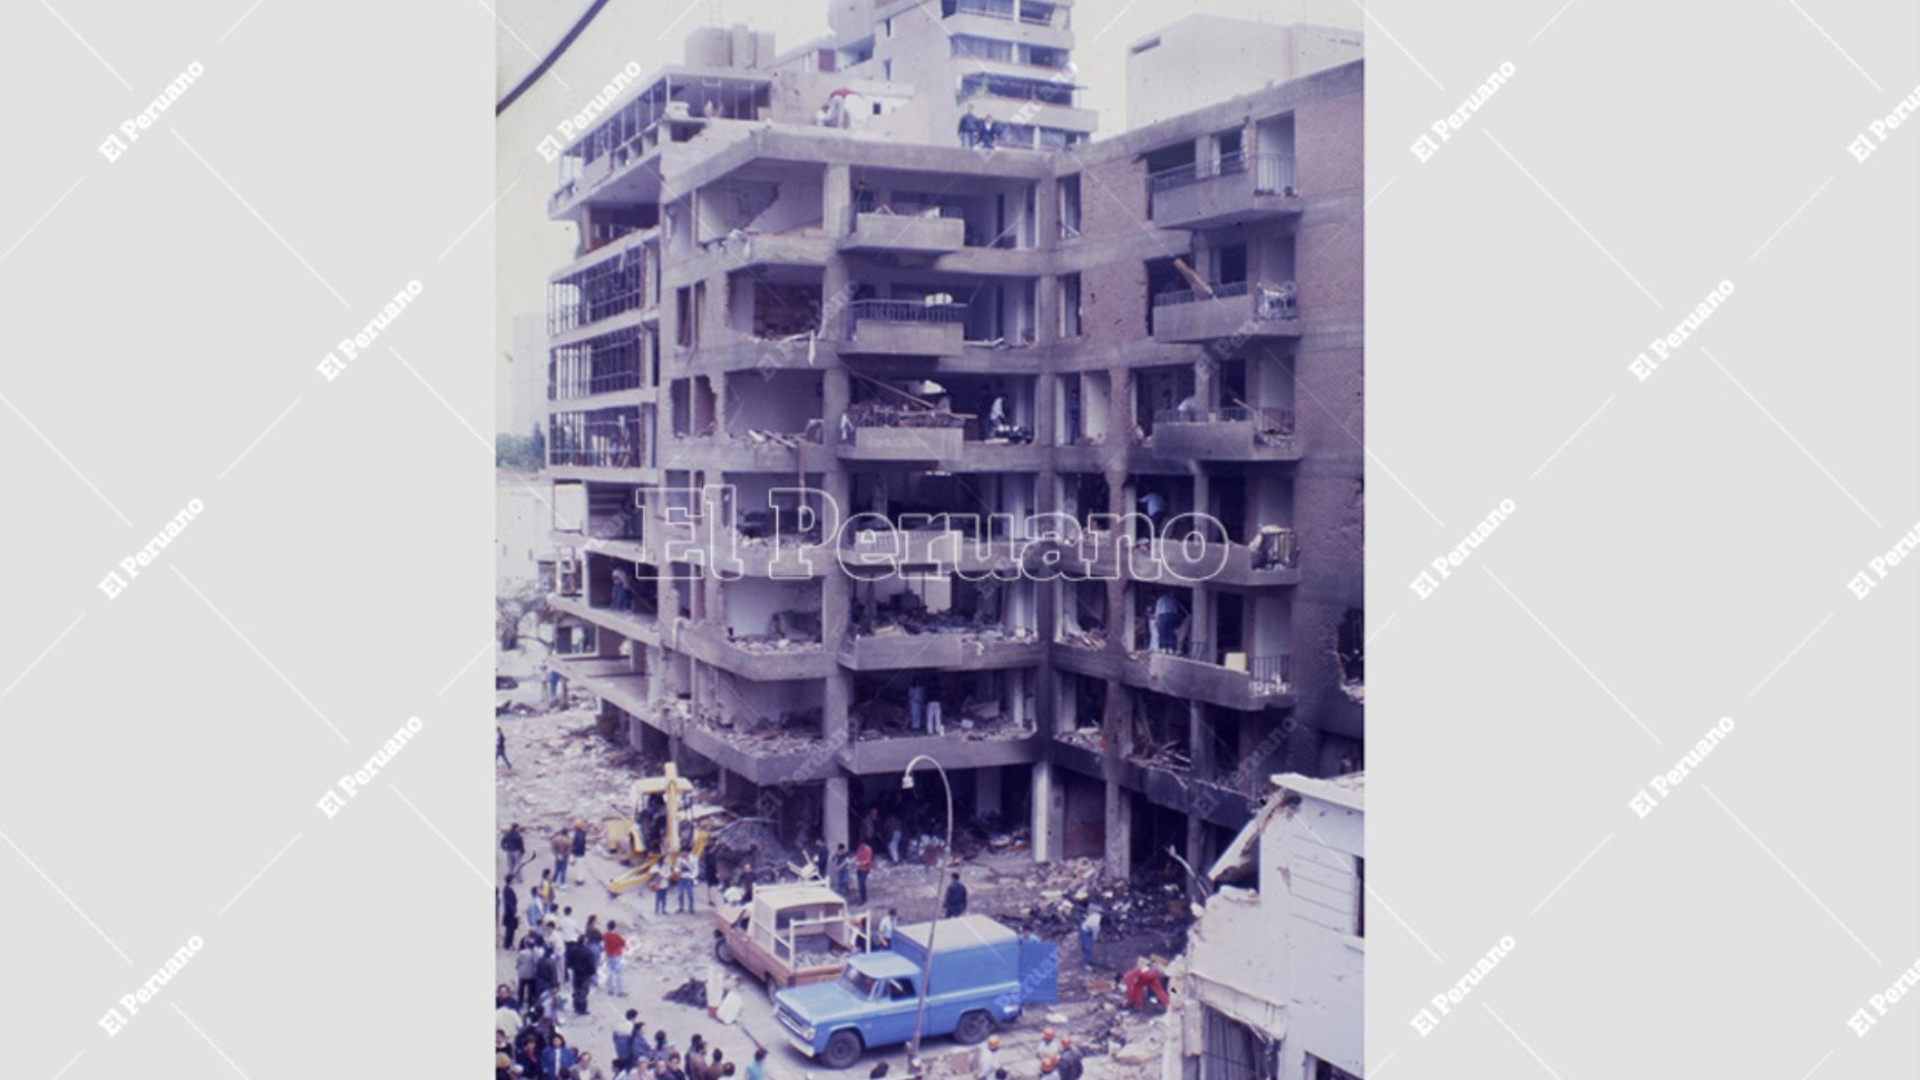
[493,0,1364,430]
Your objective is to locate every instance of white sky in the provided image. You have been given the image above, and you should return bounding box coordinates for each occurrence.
[493,0,1364,430]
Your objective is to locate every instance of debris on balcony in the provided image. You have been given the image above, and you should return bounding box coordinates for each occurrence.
[1058,627,1107,649]
[1249,524,1298,569]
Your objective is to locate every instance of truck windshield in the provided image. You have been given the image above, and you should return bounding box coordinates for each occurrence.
[842,970,879,997]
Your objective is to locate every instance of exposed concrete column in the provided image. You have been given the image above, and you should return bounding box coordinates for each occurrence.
[1185,814,1209,879]
[1030,762,1059,864]
[1103,779,1132,879]
[1035,368,1057,449]
[823,774,850,852]
[823,162,853,242]
[1034,177,1059,262]
[1189,700,1214,783]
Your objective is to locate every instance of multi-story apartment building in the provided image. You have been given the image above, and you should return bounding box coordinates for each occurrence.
[540,13,1363,881]
[1170,772,1364,1080]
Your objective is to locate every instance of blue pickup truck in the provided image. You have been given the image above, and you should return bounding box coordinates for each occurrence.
[774,915,1057,1069]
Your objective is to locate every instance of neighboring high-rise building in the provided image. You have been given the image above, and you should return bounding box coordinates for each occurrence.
[1126,16,1363,129]
[539,9,1363,879]
[797,0,1098,150]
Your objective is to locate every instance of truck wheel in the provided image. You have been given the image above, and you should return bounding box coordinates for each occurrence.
[822,1029,863,1070]
[954,1010,993,1045]
[714,937,734,965]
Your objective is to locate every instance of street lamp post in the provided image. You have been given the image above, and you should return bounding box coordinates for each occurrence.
[901,753,954,1067]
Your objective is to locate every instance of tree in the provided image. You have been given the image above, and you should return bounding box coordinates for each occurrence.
[496,429,545,472]
[496,584,555,652]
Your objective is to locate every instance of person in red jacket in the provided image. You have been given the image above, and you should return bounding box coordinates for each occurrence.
[1121,958,1169,1012]
[854,842,875,905]
[602,920,628,998]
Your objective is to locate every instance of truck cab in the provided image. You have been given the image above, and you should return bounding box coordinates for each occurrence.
[775,915,1057,1070]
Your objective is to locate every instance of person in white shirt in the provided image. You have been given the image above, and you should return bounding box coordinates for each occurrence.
[1078,908,1103,967]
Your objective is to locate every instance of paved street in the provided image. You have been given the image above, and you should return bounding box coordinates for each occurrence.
[496,706,1171,1080]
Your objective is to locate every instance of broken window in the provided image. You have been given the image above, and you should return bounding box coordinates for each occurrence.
[1058,174,1082,238]
[1200,1007,1278,1080]
[1059,273,1082,338]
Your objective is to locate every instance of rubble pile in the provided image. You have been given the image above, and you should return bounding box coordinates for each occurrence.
[664,977,708,1007]
[1057,628,1106,650]
[705,817,795,878]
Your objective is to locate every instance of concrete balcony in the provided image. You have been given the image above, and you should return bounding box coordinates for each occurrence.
[547,594,664,647]
[839,630,1042,672]
[838,424,965,463]
[657,435,823,473]
[837,729,1040,776]
[1148,153,1301,231]
[1148,406,1302,462]
[1048,735,1260,830]
[1127,536,1302,588]
[674,622,835,680]
[844,208,967,255]
[1142,650,1294,711]
[1151,282,1303,345]
[843,300,968,357]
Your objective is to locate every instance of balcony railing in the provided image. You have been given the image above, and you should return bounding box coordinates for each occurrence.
[847,299,969,327]
[1153,404,1295,432]
[1148,152,1296,196]
[549,418,641,468]
[957,74,1076,107]
[1151,279,1299,321]
[1166,642,1293,693]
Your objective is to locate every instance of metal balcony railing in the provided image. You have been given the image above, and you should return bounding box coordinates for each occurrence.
[1249,654,1291,693]
[1153,405,1296,432]
[548,418,641,468]
[1153,280,1251,307]
[846,299,969,327]
[1148,152,1296,197]
[1151,279,1299,321]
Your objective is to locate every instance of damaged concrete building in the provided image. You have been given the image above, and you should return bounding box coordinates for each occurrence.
[1168,773,1363,1080]
[540,1,1364,882]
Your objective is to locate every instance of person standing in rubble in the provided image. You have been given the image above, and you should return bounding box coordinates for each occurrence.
[926,679,945,736]
[877,907,899,948]
[974,1035,1001,1080]
[1151,592,1181,654]
[651,862,671,915]
[943,872,969,918]
[566,933,596,1016]
[854,840,874,905]
[1077,907,1102,967]
[551,829,573,891]
[908,676,927,732]
[497,727,513,770]
[675,849,699,913]
[829,843,851,896]
[501,882,522,952]
[1056,1037,1084,1080]
[571,821,590,884]
[502,823,528,882]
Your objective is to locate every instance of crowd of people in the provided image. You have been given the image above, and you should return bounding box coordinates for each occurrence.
[495,797,1167,1080]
